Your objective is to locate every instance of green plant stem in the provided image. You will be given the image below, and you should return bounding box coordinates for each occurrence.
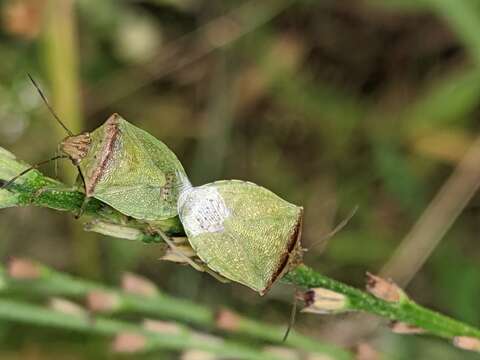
[1,262,350,360]
[284,265,480,340]
[0,298,281,360]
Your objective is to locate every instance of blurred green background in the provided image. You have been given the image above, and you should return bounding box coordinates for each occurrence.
[2,0,480,358]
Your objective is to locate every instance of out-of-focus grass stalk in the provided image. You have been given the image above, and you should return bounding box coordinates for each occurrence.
[43,0,82,141]
[0,298,285,360]
[1,259,350,359]
[43,0,101,279]
[381,132,480,286]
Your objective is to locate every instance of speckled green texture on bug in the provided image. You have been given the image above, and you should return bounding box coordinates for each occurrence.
[61,114,189,221]
[178,180,303,295]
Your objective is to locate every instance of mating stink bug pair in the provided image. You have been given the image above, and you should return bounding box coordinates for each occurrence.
[2,77,304,295]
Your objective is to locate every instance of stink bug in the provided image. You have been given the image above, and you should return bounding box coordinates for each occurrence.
[177,180,304,295]
[2,76,189,222]
[59,113,189,221]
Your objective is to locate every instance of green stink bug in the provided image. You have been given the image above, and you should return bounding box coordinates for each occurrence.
[2,75,189,222]
[60,113,189,221]
[4,76,303,295]
[177,180,304,295]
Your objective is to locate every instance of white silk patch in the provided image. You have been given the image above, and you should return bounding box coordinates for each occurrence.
[178,186,230,237]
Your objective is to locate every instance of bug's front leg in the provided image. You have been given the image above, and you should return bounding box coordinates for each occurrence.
[28,185,90,219]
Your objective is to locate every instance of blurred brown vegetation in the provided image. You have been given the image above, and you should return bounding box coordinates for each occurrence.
[1,0,480,358]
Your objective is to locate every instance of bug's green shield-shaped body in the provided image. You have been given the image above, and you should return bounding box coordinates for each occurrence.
[62,114,188,221]
[178,180,303,295]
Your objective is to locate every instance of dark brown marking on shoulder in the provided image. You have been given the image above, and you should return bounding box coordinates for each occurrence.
[261,208,304,296]
[85,113,121,196]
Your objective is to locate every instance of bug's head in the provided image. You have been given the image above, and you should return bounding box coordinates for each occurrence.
[60,133,92,165]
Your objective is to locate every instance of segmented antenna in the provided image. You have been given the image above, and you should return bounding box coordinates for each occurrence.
[1,155,69,190]
[27,73,74,137]
[309,205,359,250]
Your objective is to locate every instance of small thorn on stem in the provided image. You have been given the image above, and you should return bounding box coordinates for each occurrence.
[356,342,380,360]
[7,258,42,279]
[366,272,406,303]
[121,272,158,298]
[215,309,241,331]
[49,297,86,318]
[112,332,147,353]
[86,291,121,313]
[181,350,218,360]
[453,336,480,352]
[143,319,182,335]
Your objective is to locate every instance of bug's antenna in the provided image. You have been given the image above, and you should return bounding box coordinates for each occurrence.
[1,155,69,190]
[282,290,298,342]
[27,73,74,137]
[309,205,359,250]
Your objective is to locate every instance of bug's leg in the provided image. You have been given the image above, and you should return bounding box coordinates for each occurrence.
[75,196,90,219]
[160,245,230,282]
[0,155,69,191]
[154,228,230,282]
[156,228,206,272]
[159,239,231,283]
[202,267,230,283]
[160,241,196,262]
[28,186,70,205]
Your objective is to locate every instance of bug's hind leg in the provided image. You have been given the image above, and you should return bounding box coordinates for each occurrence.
[154,228,230,283]
[202,266,230,283]
[156,228,204,271]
